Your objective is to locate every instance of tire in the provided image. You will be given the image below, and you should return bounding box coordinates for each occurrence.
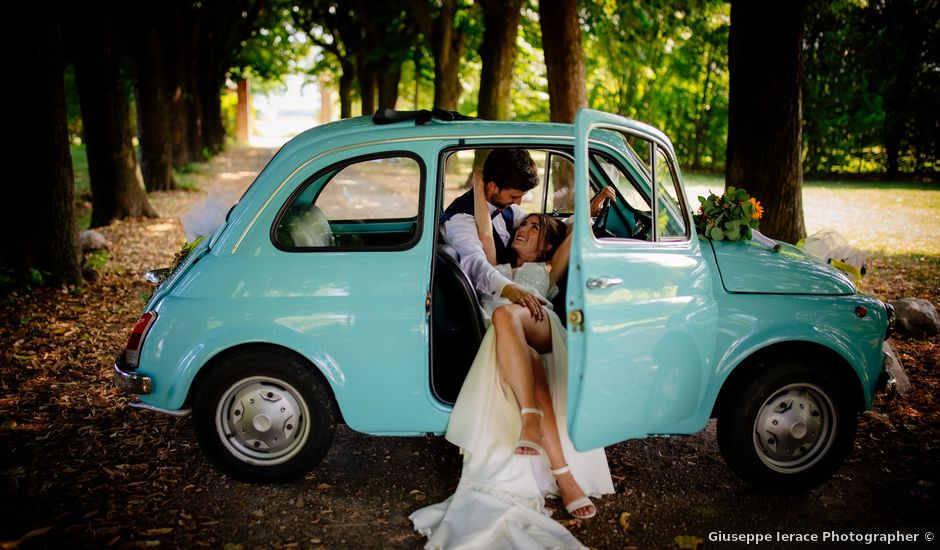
[192,348,336,483]
[716,360,857,492]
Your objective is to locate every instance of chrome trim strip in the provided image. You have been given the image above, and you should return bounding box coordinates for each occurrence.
[129,400,193,417]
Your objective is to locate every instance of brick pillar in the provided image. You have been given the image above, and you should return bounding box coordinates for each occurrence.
[319,75,332,125]
[236,78,252,142]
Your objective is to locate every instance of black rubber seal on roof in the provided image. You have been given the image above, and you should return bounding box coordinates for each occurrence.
[372,107,476,126]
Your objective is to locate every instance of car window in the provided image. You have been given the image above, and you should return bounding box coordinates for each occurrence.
[654,147,689,240]
[546,154,575,215]
[593,154,650,212]
[442,149,549,215]
[274,155,423,250]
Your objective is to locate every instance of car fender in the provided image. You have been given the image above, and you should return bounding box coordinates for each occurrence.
[706,294,887,414]
[136,313,348,416]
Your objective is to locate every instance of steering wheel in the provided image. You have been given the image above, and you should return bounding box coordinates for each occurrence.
[630,211,651,240]
[592,199,616,239]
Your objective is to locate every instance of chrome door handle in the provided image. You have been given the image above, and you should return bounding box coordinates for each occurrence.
[586,277,623,289]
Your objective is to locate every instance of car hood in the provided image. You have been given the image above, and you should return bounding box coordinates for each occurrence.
[707,238,856,295]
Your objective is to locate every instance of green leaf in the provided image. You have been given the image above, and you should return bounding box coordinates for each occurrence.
[709,227,724,240]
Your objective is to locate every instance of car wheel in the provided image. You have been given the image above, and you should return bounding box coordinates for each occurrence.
[192,348,336,483]
[716,361,857,492]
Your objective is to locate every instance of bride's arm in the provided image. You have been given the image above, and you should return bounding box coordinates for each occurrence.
[473,169,498,266]
[548,187,616,284]
[548,226,573,285]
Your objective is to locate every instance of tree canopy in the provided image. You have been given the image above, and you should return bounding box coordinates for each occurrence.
[5,0,937,288]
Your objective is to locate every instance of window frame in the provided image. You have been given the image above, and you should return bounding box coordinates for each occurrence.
[587,139,692,244]
[270,150,427,253]
[437,144,579,219]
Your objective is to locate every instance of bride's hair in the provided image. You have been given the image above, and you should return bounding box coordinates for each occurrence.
[527,213,567,262]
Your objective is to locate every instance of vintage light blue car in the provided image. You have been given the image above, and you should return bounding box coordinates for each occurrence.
[114,109,894,491]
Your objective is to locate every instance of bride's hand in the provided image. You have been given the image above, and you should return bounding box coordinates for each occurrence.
[501,284,547,321]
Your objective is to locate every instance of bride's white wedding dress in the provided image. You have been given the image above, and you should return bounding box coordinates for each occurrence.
[411,262,615,550]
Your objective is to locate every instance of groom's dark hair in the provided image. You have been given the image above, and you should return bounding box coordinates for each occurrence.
[483,149,539,192]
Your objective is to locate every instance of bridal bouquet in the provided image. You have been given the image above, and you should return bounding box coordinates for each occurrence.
[694,186,763,241]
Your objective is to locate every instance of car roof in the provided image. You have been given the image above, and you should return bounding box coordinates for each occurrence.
[278,115,577,157]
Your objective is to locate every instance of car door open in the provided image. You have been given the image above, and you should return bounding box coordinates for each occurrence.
[566,109,719,451]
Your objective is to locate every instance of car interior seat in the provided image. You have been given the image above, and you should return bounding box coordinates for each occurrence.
[280,203,333,247]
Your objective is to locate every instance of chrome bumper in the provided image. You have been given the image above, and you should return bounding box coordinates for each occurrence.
[878,340,910,396]
[113,362,152,394]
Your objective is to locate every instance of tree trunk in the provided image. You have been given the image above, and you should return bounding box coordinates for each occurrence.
[477,0,522,121]
[432,0,466,111]
[185,15,206,162]
[358,60,378,116]
[726,0,806,244]
[539,0,587,123]
[539,0,586,200]
[136,26,177,191]
[339,67,356,119]
[165,8,192,168]
[5,18,82,285]
[378,68,402,110]
[200,69,227,154]
[73,19,157,228]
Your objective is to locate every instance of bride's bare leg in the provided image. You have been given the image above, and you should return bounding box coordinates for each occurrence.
[529,348,596,518]
[492,304,552,455]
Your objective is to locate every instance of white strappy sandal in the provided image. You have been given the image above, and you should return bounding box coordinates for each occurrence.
[551,464,597,519]
[516,408,544,456]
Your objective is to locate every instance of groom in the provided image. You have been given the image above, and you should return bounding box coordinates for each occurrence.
[441,148,546,318]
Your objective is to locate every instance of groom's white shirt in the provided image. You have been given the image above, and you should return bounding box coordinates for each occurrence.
[444,201,525,298]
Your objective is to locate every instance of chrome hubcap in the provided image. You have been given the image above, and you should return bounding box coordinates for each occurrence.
[753,383,836,473]
[216,376,311,465]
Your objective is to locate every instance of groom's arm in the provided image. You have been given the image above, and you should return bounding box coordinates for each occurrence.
[444,213,513,297]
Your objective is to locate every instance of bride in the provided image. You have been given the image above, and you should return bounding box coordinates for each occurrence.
[411,170,615,549]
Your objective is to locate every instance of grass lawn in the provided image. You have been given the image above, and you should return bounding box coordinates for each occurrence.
[69,146,938,265]
[684,171,940,256]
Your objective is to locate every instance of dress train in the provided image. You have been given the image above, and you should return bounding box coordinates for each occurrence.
[410,308,614,549]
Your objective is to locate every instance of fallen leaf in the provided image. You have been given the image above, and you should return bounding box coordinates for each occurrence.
[0,526,53,549]
[619,511,631,531]
[143,528,173,536]
[674,535,703,550]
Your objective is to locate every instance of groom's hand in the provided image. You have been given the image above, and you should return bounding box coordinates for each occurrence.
[501,284,546,321]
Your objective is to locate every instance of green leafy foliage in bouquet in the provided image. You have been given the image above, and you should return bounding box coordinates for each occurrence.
[168,236,205,276]
[694,186,763,241]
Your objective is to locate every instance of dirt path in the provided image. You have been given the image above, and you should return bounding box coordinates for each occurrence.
[1,146,936,549]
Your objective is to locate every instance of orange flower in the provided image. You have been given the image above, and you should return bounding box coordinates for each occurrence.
[749,197,763,219]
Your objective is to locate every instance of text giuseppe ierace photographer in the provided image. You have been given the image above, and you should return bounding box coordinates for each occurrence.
[708,530,928,545]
